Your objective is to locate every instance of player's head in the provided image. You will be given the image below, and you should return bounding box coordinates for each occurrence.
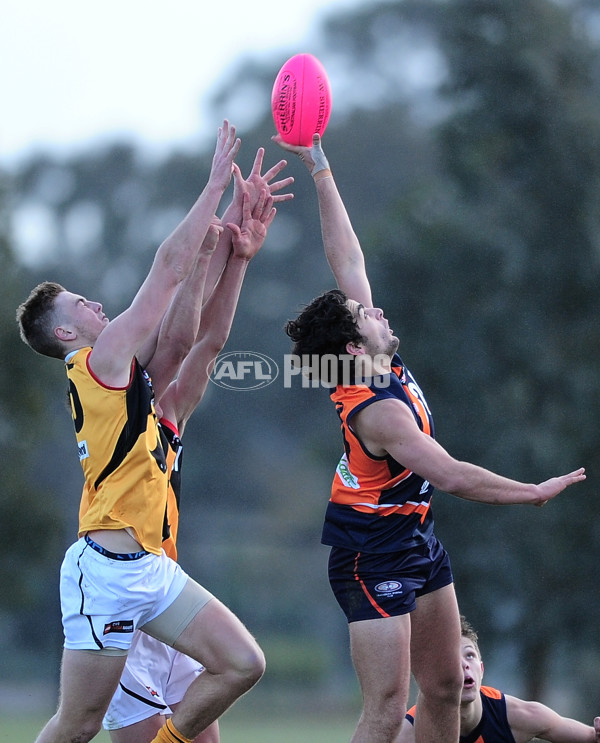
[17,282,67,359]
[460,615,484,703]
[285,288,399,383]
[285,289,366,382]
[17,281,108,359]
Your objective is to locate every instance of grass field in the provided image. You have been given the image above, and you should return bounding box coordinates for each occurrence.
[3,710,357,742]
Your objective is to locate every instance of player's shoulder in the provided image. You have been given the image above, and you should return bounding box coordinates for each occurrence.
[481,685,504,700]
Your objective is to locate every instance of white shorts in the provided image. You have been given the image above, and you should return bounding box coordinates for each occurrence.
[103,631,204,730]
[60,536,189,652]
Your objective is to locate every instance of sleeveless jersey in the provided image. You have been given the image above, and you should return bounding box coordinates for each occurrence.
[79,420,180,558]
[406,687,517,743]
[159,419,183,561]
[67,347,168,554]
[322,354,435,553]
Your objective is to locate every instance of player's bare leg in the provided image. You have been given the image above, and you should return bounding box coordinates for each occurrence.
[165,598,264,738]
[410,583,462,743]
[348,613,412,743]
[35,649,127,743]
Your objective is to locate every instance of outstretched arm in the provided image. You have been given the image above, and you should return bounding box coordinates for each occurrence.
[202,147,294,303]
[506,694,600,743]
[273,132,372,307]
[159,189,276,433]
[143,218,222,402]
[353,397,585,506]
[90,120,240,387]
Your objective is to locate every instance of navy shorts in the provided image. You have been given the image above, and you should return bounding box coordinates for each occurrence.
[328,535,453,623]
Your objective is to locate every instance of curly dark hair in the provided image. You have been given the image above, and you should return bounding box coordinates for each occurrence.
[284,289,365,383]
[16,281,67,359]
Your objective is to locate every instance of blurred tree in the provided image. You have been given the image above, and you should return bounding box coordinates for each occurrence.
[361,0,600,703]
[0,167,66,672]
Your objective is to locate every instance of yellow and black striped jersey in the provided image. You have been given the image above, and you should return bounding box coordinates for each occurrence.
[67,347,168,554]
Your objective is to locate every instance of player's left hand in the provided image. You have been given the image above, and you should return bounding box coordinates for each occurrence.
[234,147,294,211]
[227,189,276,261]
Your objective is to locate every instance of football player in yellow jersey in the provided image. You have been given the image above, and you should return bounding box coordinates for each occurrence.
[103,150,291,743]
[16,122,284,743]
[399,616,600,743]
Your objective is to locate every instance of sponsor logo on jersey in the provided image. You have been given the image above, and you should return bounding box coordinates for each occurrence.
[78,439,89,461]
[336,453,360,489]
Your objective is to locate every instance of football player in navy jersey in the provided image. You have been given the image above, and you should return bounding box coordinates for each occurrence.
[274,132,586,743]
[400,615,600,743]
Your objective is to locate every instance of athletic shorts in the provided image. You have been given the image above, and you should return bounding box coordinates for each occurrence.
[60,536,190,652]
[328,534,453,623]
[103,631,204,730]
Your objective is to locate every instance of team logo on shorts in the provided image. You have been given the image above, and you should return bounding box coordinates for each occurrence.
[103,619,134,635]
[374,580,403,596]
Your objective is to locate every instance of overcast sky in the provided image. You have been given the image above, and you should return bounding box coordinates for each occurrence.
[1,0,360,166]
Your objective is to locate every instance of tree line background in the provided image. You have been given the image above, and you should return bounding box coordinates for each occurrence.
[2,0,599,721]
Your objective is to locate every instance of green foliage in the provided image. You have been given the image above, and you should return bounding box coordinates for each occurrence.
[0,171,66,616]
[362,0,600,703]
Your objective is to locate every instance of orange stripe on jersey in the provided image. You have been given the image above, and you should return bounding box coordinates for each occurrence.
[354,554,390,618]
[349,500,431,520]
[331,384,415,510]
[330,381,430,513]
[326,359,436,553]
[480,685,503,700]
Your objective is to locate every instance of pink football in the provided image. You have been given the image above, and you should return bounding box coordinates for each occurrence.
[271,53,332,146]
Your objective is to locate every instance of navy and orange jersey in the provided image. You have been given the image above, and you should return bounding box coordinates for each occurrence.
[406,687,516,743]
[159,418,183,562]
[322,353,436,553]
[67,347,168,555]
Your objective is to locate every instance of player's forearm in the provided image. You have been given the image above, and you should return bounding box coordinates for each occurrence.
[436,460,541,505]
[159,250,213,352]
[146,244,215,397]
[314,175,362,273]
[541,719,598,743]
[158,182,227,281]
[313,174,372,305]
[198,255,248,352]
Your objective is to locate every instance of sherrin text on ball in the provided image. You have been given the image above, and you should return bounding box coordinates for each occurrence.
[271,53,332,146]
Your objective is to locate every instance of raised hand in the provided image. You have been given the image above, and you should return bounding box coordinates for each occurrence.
[533,467,586,506]
[233,147,294,212]
[227,189,276,261]
[271,132,330,176]
[208,119,242,192]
